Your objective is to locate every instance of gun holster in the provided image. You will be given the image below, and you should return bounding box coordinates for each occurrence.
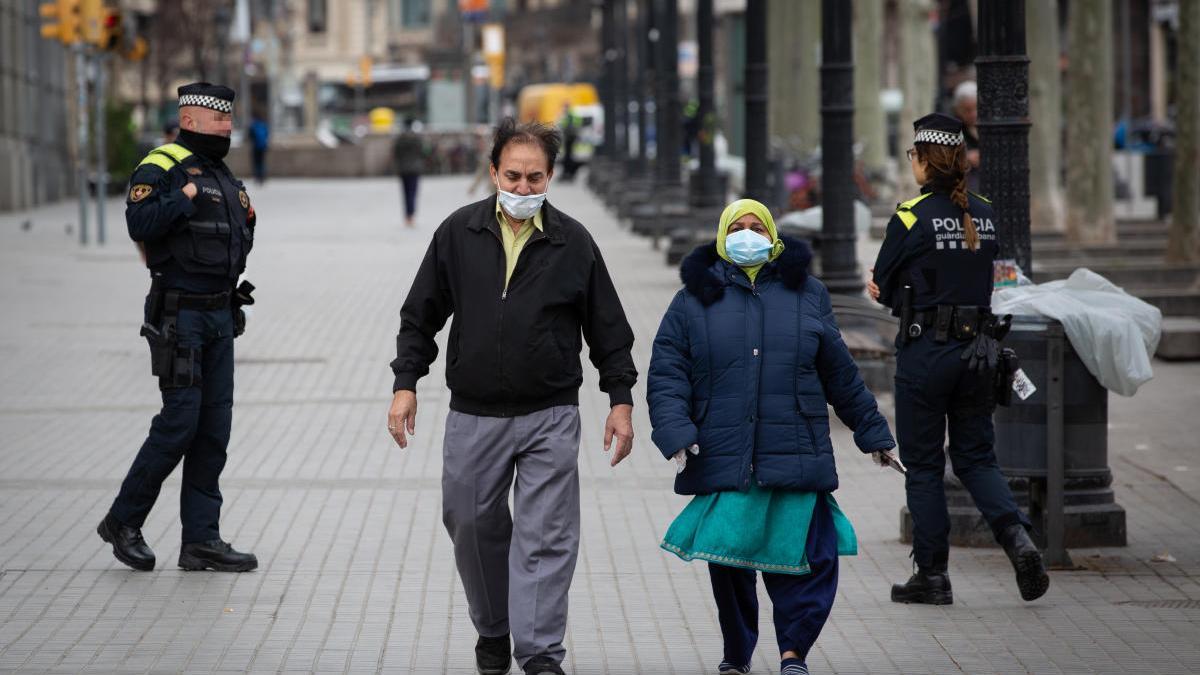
[993,347,1019,407]
[141,281,200,389]
[231,279,256,338]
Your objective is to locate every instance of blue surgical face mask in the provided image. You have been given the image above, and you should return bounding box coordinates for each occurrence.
[725,229,773,266]
[497,186,547,221]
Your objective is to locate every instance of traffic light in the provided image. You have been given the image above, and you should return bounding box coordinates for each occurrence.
[39,0,80,45]
[98,5,121,51]
[359,55,373,88]
[79,0,103,45]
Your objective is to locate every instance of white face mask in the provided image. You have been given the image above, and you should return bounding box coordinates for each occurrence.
[496,184,547,221]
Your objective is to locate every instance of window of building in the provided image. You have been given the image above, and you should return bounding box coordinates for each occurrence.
[308,0,327,33]
[401,0,431,28]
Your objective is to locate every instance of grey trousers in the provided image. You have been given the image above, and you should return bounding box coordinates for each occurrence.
[441,405,582,668]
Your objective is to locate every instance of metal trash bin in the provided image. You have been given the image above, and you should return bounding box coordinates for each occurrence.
[994,315,1127,549]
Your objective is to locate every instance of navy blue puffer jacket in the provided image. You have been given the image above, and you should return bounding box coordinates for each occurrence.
[647,237,895,495]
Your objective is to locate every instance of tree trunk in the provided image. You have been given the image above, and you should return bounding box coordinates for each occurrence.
[897,0,937,199]
[768,0,820,156]
[1168,0,1200,262]
[1064,0,1114,244]
[854,0,887,176]
[1027,0,1063,232]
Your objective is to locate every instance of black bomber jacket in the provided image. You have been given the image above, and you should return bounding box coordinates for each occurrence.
[391,195,637,417]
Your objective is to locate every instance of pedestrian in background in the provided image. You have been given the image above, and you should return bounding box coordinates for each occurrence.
[952,81,980,191]
[387,118,637,675]
[249,111,270,185]
[392,118,426,226]
[648,199,897,675]
[100,82,259,574]
[870,112,1048,605]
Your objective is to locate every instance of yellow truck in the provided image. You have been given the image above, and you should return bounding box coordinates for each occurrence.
[516,83,604,164]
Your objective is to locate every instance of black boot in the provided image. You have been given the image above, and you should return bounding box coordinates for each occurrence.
[891,565,953,605]
[1001,524,1049,601]
[475,634,511,675]
[178,539,258,572]
[97,514,155,571]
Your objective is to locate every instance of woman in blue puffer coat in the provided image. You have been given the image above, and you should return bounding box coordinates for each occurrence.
[648,199,897,675]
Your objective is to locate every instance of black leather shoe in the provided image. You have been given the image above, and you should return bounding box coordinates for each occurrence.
[523,657,564,675]
[97,514,155,571]
[1001,524,1050,601]
[178,539,258,572]
[891,566,953,605]
[475,634,511,675]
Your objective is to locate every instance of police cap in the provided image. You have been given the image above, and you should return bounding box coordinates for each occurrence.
[177,82,235,114]
[912,112,964,146]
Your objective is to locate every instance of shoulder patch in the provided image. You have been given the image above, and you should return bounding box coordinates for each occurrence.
[238,190,249,209]
[894,192,933,230]
[897,192,934,211]
[129,184,153,202]
[136,154,175,172]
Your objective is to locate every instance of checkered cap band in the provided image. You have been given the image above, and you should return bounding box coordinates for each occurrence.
[914,129,964,146]
[178,94,233,113]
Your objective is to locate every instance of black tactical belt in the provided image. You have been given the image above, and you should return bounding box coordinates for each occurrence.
[908,305,990,342]
[174,291,231,310]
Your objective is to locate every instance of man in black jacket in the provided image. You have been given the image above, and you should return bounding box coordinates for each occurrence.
[387,118,637,675]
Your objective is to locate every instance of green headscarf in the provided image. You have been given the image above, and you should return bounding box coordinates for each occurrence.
[715,198,786,282]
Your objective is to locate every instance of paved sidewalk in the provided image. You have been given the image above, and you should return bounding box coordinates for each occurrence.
[1,176,1198,674]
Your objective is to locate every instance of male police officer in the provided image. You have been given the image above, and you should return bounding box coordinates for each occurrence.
[97,82,258,573]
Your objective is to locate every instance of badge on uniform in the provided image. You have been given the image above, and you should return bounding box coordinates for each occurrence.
[238,190,249,209]
[129,184,153,202]
[186,166,203,176]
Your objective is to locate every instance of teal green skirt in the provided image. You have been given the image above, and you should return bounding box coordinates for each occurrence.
[660,483,858,575]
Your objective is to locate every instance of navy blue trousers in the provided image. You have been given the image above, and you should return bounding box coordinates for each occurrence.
[400,173,420,218]
[110,306,234,543]
[895,336,1029,569]
[708,495,839,665]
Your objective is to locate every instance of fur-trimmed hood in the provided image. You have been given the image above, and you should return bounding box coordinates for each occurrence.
[679,235,813,306]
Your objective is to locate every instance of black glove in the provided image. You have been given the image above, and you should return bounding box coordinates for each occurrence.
[961,333,1001,373]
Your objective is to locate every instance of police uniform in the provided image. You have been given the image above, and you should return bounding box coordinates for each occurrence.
[97,82,258,573]
[872,113,1047,604]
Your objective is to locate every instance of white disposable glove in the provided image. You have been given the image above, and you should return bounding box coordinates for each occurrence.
[672,444,700,473]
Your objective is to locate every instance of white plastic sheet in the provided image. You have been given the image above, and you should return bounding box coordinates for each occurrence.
[992,268,1162,397]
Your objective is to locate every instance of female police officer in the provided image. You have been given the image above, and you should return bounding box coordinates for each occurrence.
[868,113,1048,604]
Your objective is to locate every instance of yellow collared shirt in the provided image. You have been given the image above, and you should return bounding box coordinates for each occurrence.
[495,198,544,290]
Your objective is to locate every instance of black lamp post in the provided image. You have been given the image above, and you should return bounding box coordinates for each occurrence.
[688,0,722,208]
[976,0,1032,273]
[614,0,629,166]
[819,0,860,295]
[743,0,768,203]
[654,0,682,191]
